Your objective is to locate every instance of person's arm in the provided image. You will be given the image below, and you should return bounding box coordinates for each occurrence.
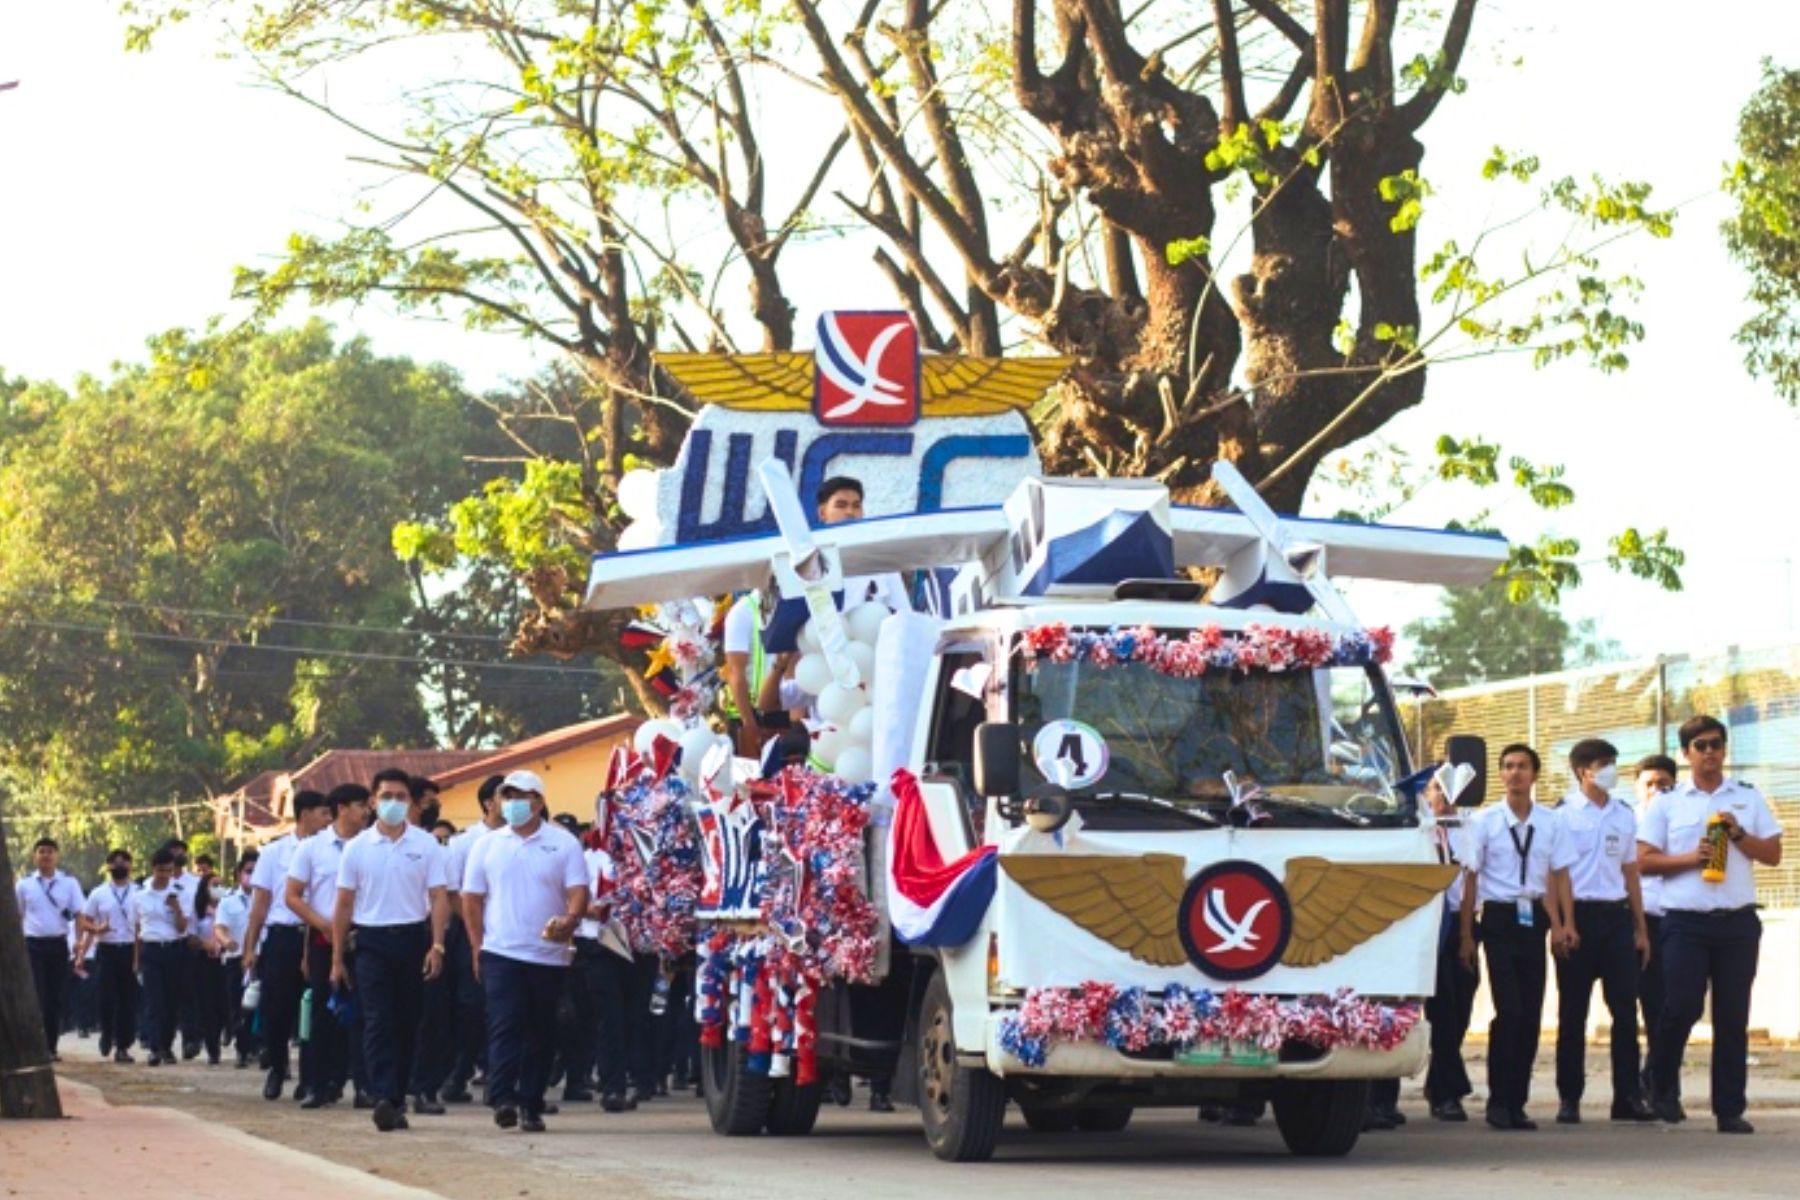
[756,652,795,713]
[1547,867,1576,956]
[284,872,330,937]
[329,886,355,988]
[461,891,486,982]
[167,888,190,937]
[1717,809,1784,866]
[1625,861,1650,965]
[424,887,448,981]
[726,650,761,754]
[241,887,272,975]
[1458,867,1479,970]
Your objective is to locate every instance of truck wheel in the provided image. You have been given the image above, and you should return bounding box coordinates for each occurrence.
[1019,1106,1079,1133]
[764,1076,823,1136]
[1272,1079,1368,1157]
[1076,1106,1133,1133]
[917,971,1006,1162]
[702,1038,773,1136]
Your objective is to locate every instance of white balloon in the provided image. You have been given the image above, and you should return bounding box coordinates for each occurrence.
[793,653,833,697]
[811,723,845,767]
[846,641,876,682]
[633,718,683,755]
[616,521,659,552]
[797,620,821,655]
[845,602,888,646]
[816,681,868,725]
[678,726,720,782]
[834,745,873,785]
[847,705,875,744]
[616,469,662,520]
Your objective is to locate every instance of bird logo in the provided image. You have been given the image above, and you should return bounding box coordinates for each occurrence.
[812,311,919,426]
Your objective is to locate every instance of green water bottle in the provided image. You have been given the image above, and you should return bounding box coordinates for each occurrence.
[298,986,313,1043]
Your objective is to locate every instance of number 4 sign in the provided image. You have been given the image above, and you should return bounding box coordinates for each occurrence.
[1032,719,1109,789]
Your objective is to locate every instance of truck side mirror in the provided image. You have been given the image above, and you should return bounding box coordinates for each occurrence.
[973,722,1020,799]
[1444,734,1488,807]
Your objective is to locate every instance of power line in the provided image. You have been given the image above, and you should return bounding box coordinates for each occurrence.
[18,591,517,646]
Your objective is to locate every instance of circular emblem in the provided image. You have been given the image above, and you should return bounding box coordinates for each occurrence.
[1031,719,1109,789]
[1177,861,1292,982]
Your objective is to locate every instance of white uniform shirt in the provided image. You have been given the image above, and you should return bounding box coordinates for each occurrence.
[337,823,449,927]
[250,834,307,927]
[133,878,194,942]
[84,881,140,945]
[287,828,355,924]
[1463,800,1577,904]
[723,594,757,657]
[1556,789,1640,902]
[447,822,496,894]
[575,846,618,940]
[215,887,253,958]
[462,821,588,967]
[1631,795,1665,917]
[1433,820,1471,911]
[1638,777,1783,912]
[16,871,84,938]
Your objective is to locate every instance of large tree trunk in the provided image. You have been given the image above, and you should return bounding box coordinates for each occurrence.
[0,791,63,1119]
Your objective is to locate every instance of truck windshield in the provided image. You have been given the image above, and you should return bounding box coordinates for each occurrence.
[1013,647,1407,818]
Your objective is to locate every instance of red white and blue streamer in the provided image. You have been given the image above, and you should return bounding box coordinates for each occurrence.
[886,768,998,948]
[1021,621,1395,676]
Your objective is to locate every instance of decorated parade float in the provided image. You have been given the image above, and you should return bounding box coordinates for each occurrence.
[584,312,1505,1161]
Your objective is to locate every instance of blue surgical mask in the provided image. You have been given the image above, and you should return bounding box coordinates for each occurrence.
[376,798,409,827]
[501,798,534,827]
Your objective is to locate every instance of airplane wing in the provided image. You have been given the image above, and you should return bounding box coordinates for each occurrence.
[1171,507,1506,589]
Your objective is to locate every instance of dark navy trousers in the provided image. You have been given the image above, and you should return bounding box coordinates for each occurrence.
[1651,907,1761,1120]
[354,922,431,1106]
[482,951,566,1115]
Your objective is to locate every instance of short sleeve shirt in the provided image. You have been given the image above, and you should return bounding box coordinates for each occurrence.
[723,595,756,657]
[287,829,354,922]
[463,822,588,966]
[133,879,194,942]
[16,871,84,938]
[83,881,139,945]
[1638,777,1783,911]
[336,823,449,927]
[251,834,306,927]
[447,823,495,894]
[1463,800,1577,904]
[1556,789,1640,901]
[215,888,253,957]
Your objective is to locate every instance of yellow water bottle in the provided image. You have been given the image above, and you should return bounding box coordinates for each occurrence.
[1701,813,1730,883]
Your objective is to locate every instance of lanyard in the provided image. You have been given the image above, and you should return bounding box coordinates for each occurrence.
[1507,821,1536,888]
[111,886,132,919]
[36,876,64,911]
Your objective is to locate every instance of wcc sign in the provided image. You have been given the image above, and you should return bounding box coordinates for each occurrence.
[614,313,1069,549]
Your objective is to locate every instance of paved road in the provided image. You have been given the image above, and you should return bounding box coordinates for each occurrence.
[32,1047,1797,1200]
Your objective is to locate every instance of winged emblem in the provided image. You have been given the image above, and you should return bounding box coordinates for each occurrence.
[655,352,1070,417]
[1000,854,1457,970]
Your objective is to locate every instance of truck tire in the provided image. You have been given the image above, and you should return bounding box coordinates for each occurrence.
[764,1076,823,1136]
[1019,1105,1079,1133]
[1076,1106,1133,1133]
[702,1038,774,1136]
[917,971,1006,1162]
[1272,1079,1368,1157]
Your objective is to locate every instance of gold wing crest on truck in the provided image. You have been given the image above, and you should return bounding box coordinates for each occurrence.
[655,353,1069,416]
[1000,853,1190,967]
[1278,857,1459,968]
[1000,853,1458,972]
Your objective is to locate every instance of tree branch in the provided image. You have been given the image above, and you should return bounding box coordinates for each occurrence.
[1398,0,1477,132]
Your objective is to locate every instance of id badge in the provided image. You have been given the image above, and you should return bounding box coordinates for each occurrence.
[1516,898,1534,927]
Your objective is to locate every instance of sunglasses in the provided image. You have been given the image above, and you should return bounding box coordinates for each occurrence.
[1689,737,1726,753]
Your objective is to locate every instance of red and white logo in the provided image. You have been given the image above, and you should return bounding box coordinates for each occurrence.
[813,311,919,427]
[1177,861,1292,981]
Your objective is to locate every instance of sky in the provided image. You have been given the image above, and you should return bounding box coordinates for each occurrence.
[2,1,1798,670]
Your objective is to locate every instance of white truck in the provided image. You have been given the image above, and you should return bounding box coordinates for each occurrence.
[583,463,1503,1162]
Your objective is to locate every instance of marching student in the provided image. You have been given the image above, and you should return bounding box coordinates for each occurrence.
[461,771,589,1133]
[1640,716,1784,1134]
[440,774,506,1104]
[16,837,84,1061]
[331,767,450,1133]
[1423,779,1479,1122]
[1458,743,1577,1131]
[1552,739,1655,1123]
[213,854,259,1068]
[1632,753,1678,1103]
[77,848,140,1063]
[132,847,194,1066]
[286,783,371,1108]
[242,790,333,1100]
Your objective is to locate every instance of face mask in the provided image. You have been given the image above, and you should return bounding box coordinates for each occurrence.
[501,798,535,827]
[1592,765,1619,791]
[109,865,130,881]
[376,798,410,826]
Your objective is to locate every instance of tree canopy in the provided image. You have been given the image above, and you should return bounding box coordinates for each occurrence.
[1725,59,1800,404]
[1402,580,1620,690]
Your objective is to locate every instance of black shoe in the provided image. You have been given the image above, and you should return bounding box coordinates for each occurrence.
[1363,1107,1396,1131]
[293,1085,313,1106]
[1556,1100,1581,1125]
[827,1075,852,1107]
[182,1041,200,1061]
[1611,1096,1657,1122]
[236,1052,250,1070]
[372,1099,401,1132]
[113,1049,135,1064]
[207,1052,221,1066]
[263,1070,284,1100]
[395,1113,410,1131]
[1717,1115,1755,1134]
[1485,1108,1516,1130]
[494,1104,519,1129]
[869,1093,895,1113]
[353,1091,376,1110]
[99,1038,111,1057]
[628,1087,654,1107]
[300,1092,329,1110]
[519,1112,547,1133]
[601,1092,635,1113]
[1431,1099,1468,1122]
[442,1084,473,1104]
[411,1093,446,1115]
[563,1088,594,1103]
[147,1053,164,1067]
[1511,1111,1539,1131]
[540,1102,560,1115]
[1654,1096,1687,1124]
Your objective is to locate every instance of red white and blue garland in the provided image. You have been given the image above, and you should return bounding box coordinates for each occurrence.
[604,770,706,958]
[1021,622,1395,676]
[997,983,1419,1069]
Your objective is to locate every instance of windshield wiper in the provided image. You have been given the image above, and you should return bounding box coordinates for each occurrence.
[1082,791,1222,827]
[1250,791,1374,827]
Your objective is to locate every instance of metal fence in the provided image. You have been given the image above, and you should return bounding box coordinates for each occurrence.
[1409,639,1800,909]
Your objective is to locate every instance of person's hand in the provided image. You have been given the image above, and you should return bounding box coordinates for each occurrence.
[470,951,482,984]
[1458,933,1478,972]
[1718,810,1743,836]
[1553,925,1580,958]
[242,948,257,975]
[543,915,577,943]
[165,894,181,912]
[1692,844,1713,869]
[1635,926,1652,968]
[330,956,350,990]
[423,944,444,981]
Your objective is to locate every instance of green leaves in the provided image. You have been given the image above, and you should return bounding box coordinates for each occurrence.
[1377,170,1432,233]
[1723,60,1800,403]
[1164,235,1212,267]
[1607,527,1686,592]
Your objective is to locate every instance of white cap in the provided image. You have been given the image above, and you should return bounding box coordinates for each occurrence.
[500,769,546,797]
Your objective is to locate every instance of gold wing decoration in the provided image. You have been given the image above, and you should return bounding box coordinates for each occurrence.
[1279,857,1459,969]
[655,352,813,412]
[1000,853,1189,967]
[654,352,1071,416]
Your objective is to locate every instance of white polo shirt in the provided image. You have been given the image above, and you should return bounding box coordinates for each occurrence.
[287,828,355,924]
[1463,800,1577,904]
[83,881,140,946]
[1638,776,1783,912]
[446,822,497,893]
[337,822,449,927]
[16,871,84,938]
[462,821,588,967]
[215,887,253,958]
[133,878,194,942]
[1631,794,1665,917]
[250,833,306,927]
[1556,789,1640,902]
